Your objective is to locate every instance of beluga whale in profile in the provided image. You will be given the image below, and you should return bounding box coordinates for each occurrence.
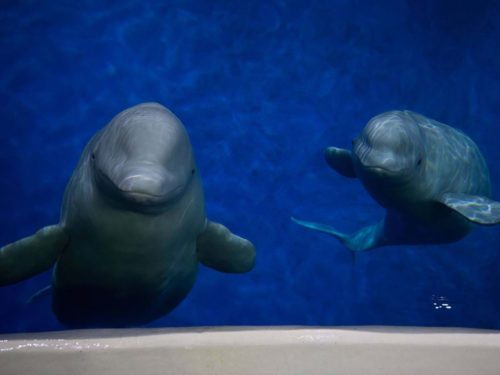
[0,102,256,327]
[293,110,500,252]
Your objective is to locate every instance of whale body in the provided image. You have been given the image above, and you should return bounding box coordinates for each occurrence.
[0,102,256,327]
[293,110,500,251]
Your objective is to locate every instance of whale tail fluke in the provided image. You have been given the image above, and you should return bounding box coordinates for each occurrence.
[291,217,383,252]
[25,285,52,305]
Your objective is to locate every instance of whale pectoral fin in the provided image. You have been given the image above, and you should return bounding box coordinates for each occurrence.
[196,221,256,273]
[439,193,500,225]
[324,147,357,178]
[291,217,384,251]
[0,225,68,286]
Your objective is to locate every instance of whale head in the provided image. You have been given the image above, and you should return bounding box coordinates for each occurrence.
[352,110,425,207]
[91,103,195,212]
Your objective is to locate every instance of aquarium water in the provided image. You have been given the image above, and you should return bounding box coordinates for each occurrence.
[0,0,498,332]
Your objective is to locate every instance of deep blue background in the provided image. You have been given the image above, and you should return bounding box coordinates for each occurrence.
[0,0,499,333]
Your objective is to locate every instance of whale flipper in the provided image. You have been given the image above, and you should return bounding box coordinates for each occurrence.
[291,217,384,251]
[439,193,500,225]
[197,221,256,273]
[0,225,68,286]
[324,147,356,178]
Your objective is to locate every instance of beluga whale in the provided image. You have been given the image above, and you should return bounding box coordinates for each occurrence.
[293,110,500,252]
[0,102,256,327]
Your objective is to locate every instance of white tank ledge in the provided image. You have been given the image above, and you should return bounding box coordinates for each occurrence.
[0,326,499,375]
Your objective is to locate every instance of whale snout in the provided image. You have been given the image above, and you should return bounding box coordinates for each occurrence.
[360,159,407,176]
[95,161,187,210]
[363,165,398,176]
[116,164,183,204]
[355,148,407,175]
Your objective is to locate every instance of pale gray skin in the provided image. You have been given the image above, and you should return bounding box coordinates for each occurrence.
[293,110,500,251]
[0,102,255,327]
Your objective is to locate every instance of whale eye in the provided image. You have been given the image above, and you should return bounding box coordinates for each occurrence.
[91,153,96,161]
[191,168,195,175]
[417,158,422,166]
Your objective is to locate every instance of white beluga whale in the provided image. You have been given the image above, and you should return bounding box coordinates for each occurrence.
[293,110,500,251]
[0,102,256,327]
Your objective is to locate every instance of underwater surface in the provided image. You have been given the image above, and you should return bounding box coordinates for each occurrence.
[0,0,499,333]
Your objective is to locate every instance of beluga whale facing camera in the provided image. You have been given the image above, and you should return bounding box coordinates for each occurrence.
[0,102,256,327]
[293,110,500,252]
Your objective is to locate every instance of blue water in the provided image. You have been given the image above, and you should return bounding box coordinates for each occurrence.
[0,0,499,333]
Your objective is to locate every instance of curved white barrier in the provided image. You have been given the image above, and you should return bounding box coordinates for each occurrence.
[1,327,499,374]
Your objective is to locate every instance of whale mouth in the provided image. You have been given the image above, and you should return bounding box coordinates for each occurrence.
[363,166,400,176]
[358,164,414,193]
[118,184,185,206]
[94,166,187,213]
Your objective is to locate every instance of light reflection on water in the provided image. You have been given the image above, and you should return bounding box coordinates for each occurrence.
[432,295,452,310]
